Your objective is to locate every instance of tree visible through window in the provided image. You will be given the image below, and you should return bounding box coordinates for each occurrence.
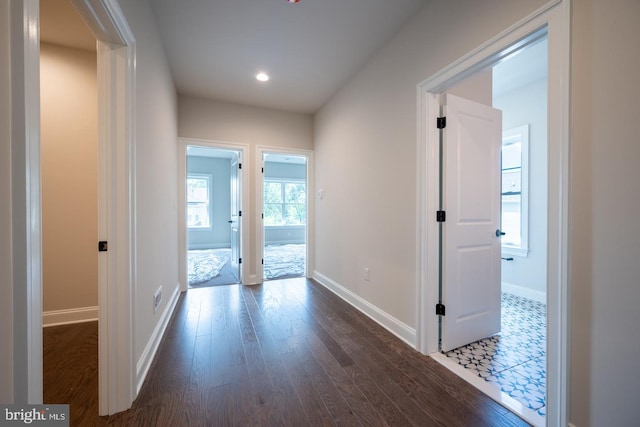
[187,174,211,229]
[264,180,306,225]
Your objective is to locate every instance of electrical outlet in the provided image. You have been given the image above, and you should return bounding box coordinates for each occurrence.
[363,267,370,282]
[153,286,162,313]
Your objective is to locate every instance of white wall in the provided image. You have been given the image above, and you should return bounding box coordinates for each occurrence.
[314,0,640,425]
[40,43,98,316]
[494,78,548,298]
[118,0,179,370]
[314,0,548,330]
[178,95,313,281]
[0,0,14,404]
[570,0,640,426]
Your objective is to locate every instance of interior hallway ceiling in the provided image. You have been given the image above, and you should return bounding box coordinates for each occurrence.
[41,0,428,114]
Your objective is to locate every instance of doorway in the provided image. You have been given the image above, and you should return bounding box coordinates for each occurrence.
[440,37,549,424]
[262,153,308,281]
[417,3,570,425]
[186,146,243,287]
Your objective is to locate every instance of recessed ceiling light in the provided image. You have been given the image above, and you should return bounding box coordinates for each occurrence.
[256,72,269,82]
[287,0,301,3]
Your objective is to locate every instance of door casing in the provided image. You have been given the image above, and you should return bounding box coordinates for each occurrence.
[257,147,314,282]
[178,138,250,290]
[415,1,570,425]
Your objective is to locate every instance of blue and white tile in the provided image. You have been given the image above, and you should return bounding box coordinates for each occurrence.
[445,293,547,415]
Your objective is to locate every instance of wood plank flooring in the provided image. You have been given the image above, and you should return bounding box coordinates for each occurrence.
[43,321,99,426]
[44,278,530,426]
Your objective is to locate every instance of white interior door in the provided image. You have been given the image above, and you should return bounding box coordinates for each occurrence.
[229,154,241,276]
[441,93,503,352]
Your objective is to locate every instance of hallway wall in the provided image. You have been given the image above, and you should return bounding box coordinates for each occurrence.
[314,0,640,425]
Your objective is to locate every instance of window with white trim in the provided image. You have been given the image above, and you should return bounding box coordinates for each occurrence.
[187,174,212,229]
[263,179,306,226]
[501,125,529,256]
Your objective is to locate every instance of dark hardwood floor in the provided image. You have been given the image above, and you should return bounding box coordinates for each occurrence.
[43,320,99,426]
[44,278,530,426]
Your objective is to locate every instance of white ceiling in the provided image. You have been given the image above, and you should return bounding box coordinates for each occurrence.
[41,0,427,114]
[41,1,545,115]
[148,0,427,114]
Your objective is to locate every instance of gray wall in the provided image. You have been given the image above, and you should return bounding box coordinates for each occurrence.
[264,161,306,245]
[314,0,640,425]
[494,77,548,298]
[187,156,232,249]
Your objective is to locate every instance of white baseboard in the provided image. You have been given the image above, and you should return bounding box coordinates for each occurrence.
[135,284,181,394]
[502,281,546,303]
[43,306,99,327]
[312,271,416,348]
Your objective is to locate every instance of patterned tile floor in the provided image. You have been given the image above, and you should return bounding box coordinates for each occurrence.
[445,293,547,418]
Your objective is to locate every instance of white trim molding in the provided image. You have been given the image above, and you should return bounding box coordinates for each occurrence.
[313,271,416,347]
[42,307,99,327]
[415,1,570,426]
[73,0,137,416]
[178,138,251,289]
[11,0,43,404]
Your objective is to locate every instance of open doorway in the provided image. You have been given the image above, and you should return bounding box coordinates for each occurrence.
[186,146,242,287]
[441,36,549,424]
[417,6,570,423]
[40,1,100,422]
[262,153,308,281]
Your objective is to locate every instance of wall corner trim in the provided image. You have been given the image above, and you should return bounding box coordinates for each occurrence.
[312,271,416,348]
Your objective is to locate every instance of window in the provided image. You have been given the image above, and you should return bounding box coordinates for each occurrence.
[187,174,212,229]
[264,179,306,226]
[501,125,529,256]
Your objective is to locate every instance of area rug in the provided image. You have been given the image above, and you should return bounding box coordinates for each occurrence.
[188,249,230,285]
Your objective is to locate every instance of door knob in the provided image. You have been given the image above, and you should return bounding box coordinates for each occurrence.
[496,229,506,237]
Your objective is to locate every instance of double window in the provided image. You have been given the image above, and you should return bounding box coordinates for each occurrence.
[501,125,529,256]
[263,179,306,226]
[187,174,212,229]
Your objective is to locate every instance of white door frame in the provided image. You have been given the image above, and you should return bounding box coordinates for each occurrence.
[415,1,570,426]
[17,0,137,414]
[178,138,250,290]
[257,146,314,282]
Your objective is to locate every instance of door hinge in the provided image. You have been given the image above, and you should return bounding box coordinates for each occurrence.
[436,303,446,316]
[261,213,264,219]
[437,117,447,129]
[436,210,446,222]
[239,210,242,217]
[98,241,108,252]
[261,258,264,265]
[238,162,242,169]
[239,258,242,264]
[261,167,264,173]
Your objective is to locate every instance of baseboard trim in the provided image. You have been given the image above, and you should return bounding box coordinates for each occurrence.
[312,271,416,348]
[502,281,546,303]
[43,306,99,327]
[135,285,181,394]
